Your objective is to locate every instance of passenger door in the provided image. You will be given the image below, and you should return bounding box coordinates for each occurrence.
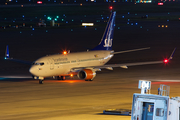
[48,58,54,70]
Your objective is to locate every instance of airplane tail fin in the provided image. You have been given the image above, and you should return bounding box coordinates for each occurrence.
[4,45,32,65]
[5,45,10,59]
[92,11,116,51]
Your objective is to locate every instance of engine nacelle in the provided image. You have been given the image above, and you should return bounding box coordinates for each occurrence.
[77,69,96,80]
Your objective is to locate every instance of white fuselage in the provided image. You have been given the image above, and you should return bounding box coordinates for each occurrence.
[29,50,114,78]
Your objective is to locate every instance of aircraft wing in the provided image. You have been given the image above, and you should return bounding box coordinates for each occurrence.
[71,48,176,71]
[95,48,176,70]
[93,61,164,69]
[70,60,165,72]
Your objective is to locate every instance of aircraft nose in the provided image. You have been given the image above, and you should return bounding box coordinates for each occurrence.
[29,66,37,75]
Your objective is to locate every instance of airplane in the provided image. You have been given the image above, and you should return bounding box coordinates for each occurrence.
[5,11,176,84]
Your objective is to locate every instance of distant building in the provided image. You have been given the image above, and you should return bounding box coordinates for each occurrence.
[0,0,179,4]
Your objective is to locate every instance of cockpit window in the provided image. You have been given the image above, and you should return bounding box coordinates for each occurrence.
[32,62,44,66]
[40,63,44,65]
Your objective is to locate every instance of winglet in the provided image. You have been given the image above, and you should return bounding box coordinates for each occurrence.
[168,47,176,60]
[5,45,10,60]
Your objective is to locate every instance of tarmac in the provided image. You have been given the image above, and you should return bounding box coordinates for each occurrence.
[0,61,180,120]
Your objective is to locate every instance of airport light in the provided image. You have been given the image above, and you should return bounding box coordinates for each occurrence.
[37,1,42,4]
[109,6,113,10]
[158,2,163,5]
[82,23,94,26]
[47,17,52,20]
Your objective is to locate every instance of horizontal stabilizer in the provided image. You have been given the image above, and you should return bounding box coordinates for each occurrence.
[111,47,150,55]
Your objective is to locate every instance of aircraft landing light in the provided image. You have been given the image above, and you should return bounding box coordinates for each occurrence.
[63,51,67,55]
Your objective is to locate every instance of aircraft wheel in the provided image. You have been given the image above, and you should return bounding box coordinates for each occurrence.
[39,80,43,84]
[85,79,93,81]
[61,76,65,80]
[57,76,60,80]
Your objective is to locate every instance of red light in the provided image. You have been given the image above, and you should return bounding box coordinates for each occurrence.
[164,59,168,63]
[37,1,42,4]
[158,3,163,5]
[109,6,113,10]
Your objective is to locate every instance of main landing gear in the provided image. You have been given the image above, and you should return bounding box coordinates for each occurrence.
[85,79,93,81]
[56,76,65,80]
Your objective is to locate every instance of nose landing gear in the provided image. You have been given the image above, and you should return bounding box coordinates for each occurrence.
[39,80,44,84]
[32,76,44,84]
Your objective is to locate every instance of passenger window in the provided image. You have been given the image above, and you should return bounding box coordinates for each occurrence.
[156,108,164,116]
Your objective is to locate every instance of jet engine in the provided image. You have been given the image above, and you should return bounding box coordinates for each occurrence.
[77,69,96,81]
